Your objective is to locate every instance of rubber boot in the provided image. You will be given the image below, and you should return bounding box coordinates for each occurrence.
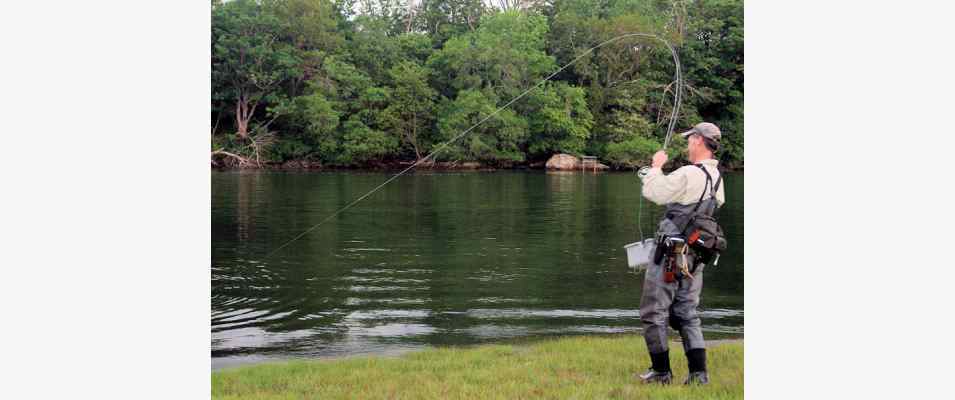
[638,350,672,384]
[684,348,709,385]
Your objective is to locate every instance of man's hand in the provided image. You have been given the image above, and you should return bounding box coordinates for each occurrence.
[651,150,668,168]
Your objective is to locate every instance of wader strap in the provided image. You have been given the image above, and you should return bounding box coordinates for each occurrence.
[695,164,722,194]
[692,164,717,213]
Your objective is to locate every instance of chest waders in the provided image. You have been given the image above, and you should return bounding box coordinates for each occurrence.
[638,164,722,383]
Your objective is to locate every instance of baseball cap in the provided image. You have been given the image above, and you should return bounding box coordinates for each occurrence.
[680,122,721,141]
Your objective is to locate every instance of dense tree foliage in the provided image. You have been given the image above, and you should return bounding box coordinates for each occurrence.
[212,0,743,169]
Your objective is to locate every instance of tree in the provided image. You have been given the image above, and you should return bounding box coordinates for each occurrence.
[355,0,413,34]
[428,11,561,163]
[345,15,403,83]
[340,116,399,164]
[416,0,486,43]
[272,0,345,94]
[382,61,438,160]
[272,89,340,160]
[212,0,302,139]
[340,86,398,164]
[435,89,527,163]
[525,82,593,157]
[428,11,553,98]
[680,0,743,166]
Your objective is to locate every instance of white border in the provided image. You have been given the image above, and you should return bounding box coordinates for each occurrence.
[2,0,955,398]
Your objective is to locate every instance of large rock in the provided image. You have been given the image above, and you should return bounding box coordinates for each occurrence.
[545,153,581,170]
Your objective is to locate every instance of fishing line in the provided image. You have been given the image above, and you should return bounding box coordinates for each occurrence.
[261,32,684,261]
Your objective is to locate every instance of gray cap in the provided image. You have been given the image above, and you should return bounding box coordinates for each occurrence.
[680,122,721,141]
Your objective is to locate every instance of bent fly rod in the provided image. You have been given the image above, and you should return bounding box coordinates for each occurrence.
[260,32,684,261]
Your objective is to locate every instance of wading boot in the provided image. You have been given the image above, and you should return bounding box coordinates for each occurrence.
[637,350,672,384]
[684,371,709,385]
[638,369,673,384]
[684,348,709,385]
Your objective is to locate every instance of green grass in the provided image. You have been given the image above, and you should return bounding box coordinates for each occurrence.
[212,336,743,399]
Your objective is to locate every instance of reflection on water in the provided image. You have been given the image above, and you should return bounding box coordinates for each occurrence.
[212,170,743,369]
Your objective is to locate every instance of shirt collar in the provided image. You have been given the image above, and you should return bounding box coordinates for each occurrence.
[695,158,719,167]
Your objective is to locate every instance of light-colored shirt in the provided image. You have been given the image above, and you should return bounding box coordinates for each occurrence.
[640,158,725,207]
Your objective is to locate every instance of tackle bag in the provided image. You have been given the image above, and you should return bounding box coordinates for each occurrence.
[681,165,727,264]
[684,213,726,264]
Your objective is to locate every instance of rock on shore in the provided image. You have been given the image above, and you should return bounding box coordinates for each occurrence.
[545,154,580,170]
[545,154,609,170]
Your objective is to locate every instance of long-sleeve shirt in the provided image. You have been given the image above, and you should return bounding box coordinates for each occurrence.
[640,158,725,207]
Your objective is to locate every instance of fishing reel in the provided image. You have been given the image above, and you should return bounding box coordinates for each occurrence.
[637,166,652,178]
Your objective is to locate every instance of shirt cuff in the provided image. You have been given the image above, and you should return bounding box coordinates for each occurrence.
[640,167,663,183]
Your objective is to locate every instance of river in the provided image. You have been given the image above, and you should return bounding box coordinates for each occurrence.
[212,170,743,369]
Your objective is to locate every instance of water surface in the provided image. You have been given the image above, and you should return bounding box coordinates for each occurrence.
[212,170,743,369]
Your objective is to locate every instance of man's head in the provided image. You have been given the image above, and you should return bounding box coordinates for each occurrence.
[681,122,721,161]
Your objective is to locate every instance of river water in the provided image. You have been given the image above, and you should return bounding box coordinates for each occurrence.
[212,170,743,369]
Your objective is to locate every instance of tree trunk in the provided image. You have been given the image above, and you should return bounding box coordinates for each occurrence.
[235,94,258,139]
[412,113,421,160]
[212,109,222,136]
[405,4,415,33]
[235,96,249,139]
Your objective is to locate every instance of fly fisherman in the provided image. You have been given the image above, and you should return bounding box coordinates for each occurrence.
[636,122,726,385]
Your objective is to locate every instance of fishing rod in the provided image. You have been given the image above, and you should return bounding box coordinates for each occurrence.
[632,38,683,241]
[261,32,685,261]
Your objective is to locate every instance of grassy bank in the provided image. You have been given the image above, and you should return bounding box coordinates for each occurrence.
[212,335,743,399]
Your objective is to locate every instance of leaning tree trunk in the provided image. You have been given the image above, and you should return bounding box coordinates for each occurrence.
[235,94,256,139]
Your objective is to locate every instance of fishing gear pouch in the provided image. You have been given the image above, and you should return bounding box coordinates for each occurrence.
[683,213,727,264]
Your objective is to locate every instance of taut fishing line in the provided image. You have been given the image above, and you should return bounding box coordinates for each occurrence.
[261,33,684,261]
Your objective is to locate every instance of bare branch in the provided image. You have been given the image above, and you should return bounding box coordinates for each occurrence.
[211,149,253,167]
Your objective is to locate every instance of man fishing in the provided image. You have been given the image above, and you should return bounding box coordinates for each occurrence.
[636,122,725,385]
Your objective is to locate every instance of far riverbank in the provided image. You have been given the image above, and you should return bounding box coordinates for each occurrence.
[211,158,744,172]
